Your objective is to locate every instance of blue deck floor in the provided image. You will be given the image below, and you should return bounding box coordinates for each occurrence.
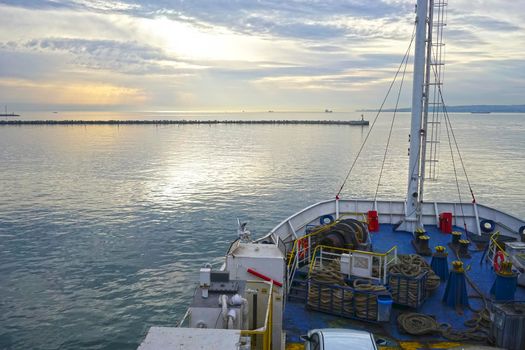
[284,224,525,344]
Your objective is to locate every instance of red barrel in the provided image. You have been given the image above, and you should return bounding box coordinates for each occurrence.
[368,210,379,232]
[439,212,453,233]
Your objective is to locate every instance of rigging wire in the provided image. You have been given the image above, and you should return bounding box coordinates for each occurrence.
[427,51,473,231]
[441,99,477,203]
[336,25,417,198]
[429,55,477,231]
[442,106,468,232]
[374,40,413,201]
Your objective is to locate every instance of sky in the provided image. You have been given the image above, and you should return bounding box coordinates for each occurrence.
[0,0,524,112]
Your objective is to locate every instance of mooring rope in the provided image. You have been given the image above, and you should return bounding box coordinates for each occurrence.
[388,254,441,308]
[397,248,491,343]
[307,260,387,320]
[398,311,490,342]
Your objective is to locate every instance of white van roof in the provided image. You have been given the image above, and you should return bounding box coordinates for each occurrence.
[318,329,377,350]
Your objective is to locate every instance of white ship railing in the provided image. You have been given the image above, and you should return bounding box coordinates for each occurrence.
[176,308,192,327]
[260,198,524,247]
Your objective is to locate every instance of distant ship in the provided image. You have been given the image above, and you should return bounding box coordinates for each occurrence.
[471,111,491,114]
[324,109,333,113]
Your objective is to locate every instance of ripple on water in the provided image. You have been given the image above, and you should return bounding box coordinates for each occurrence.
[0,115,524,349]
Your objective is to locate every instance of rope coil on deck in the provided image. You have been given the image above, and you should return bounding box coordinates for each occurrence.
[387,254,440,307]
[397,245,493,344]
[307,260,387,320]
[398,311,490,342]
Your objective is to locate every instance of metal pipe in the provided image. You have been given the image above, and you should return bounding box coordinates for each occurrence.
[252,294,258,327]
[246,268,283,287]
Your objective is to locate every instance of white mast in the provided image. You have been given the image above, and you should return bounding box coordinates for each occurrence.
[397,0,429,233]
[419,0,435,206]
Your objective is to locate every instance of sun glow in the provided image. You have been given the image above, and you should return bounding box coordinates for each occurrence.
[142,16,275,62]
[0,79,146,105]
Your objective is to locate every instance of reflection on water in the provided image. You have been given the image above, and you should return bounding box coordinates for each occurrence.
[0,112,523,349]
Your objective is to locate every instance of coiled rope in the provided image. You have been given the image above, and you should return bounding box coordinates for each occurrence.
[388,254,440,307]
[397,249,492,343]
[307,260,387,320]
[398,311,490,342]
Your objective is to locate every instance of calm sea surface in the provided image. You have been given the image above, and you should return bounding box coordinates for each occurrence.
[0,112,524,349]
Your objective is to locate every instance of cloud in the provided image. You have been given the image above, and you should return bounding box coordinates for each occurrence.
[69,0,141,12]
[445,28,484,47]
[20,37,199,75]
[0,0,140,12]
[0,0,524,110]
[1,1,412,41]
[464,15,521,32]
[306,44,346,53]
[0,49,67,80]
[254,67,396,92]
[152,1,414,42]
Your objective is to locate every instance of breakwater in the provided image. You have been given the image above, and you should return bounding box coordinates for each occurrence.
[0,119,369,126]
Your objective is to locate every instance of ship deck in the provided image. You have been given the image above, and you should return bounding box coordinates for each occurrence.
[283,224,525,348]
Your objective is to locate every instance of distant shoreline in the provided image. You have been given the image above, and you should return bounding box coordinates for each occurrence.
[358,104,525,113]
[0,119,370,126]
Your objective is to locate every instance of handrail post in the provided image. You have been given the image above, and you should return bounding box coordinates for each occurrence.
[308,235,311,263]
[383,254,387,284]
[473,202,481,236]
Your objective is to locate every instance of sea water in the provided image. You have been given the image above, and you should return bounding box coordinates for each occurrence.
[0,112,523,349]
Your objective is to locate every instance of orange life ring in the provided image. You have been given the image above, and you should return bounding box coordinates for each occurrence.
[298,238,309,259]
[493,250,505,272]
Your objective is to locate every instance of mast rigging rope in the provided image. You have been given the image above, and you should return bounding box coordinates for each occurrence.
[430,61,476,232]
[336,25,417,198]
[374,35,413,202]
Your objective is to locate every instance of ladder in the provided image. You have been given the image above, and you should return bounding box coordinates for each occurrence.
[425,0,448,180]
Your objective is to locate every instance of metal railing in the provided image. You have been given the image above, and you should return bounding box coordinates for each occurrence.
[241,281,274,350]
[286,213,397,291]
[286,220,341,293]
[486,231,508,267]
[389,270,429,308]
[176,308,191,327]
[176,280,274,350]
[285,214,375,292]
[308,245,397,285]
[306,279,385,322]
